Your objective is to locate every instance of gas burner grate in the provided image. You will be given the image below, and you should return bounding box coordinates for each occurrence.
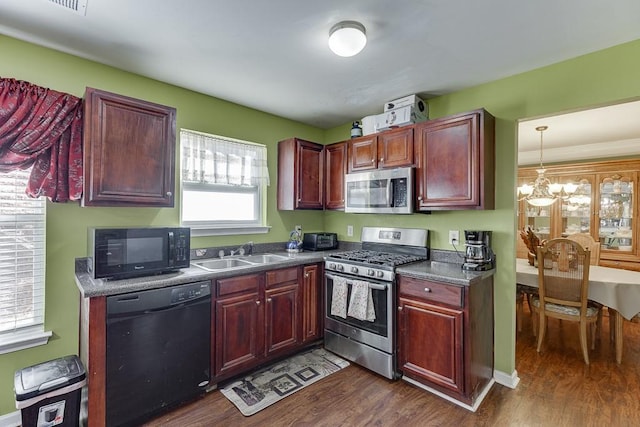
[328,250,426,267]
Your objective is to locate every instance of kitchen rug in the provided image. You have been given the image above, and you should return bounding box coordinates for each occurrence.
[219,348,349,416]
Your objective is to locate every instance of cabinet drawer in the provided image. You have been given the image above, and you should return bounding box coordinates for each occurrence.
[217,274,260,297]
[266,267,299,288]
[399,277,463,307]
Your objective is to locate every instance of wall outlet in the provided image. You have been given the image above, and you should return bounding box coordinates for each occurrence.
[347,225,354,237]
[448,230,460,245]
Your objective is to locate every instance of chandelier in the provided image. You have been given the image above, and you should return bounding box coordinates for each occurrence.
[518,125,577,207]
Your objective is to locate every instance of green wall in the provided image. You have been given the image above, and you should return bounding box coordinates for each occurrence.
[325,38,640,382]
[0,35,328,415]
[1,32,640,415]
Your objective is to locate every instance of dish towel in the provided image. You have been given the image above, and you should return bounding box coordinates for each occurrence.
[330,276,348,319]
[347,280,376,322]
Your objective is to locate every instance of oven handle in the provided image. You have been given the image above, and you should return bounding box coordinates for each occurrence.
[325,273,388,291]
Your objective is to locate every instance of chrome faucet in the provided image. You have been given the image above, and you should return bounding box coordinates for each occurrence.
[230,241,254,256]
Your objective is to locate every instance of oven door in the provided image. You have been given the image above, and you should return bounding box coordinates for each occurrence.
[324,272,394,354]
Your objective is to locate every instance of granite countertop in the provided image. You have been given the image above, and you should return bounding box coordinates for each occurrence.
[75,250,339,298]
[396,260,495,286]
[75,247,494,298]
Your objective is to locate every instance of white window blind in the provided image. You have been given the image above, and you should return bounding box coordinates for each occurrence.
[181,129,269,187]
[0,169,47,345]
[180,129,270,236]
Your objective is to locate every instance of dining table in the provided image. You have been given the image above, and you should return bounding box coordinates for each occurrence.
[516,257,640,363]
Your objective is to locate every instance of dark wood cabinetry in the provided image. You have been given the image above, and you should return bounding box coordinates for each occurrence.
[82,87,176,207]
[414,109,495,210]
[301,263,322,342]
[265,267,300,356]
[324,142,347,210]
[215,274,263,378]
[213,265,322,381]
[277,138,324,210]
[347,127,414,172]
[397,274,494,408]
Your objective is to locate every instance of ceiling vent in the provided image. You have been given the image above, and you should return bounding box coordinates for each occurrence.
[47,0,88,16]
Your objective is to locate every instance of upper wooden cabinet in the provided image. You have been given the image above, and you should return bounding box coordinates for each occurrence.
[347,127,414,172]
[414,109,495,211]
[82,87,177,207]
[324,142,347,210]
[277,138,324,210]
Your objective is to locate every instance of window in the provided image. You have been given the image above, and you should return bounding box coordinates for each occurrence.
[180,129,270,236]
[0,169,50,354]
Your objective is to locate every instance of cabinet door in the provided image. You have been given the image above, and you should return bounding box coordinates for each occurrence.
[301,264,322,343]
[215,292,262,377]
[83,87,176,207]
[415,109,494,210]
[597,172,636,255]
[325,142,347,210]
[277,138,324,210]
[265,284,299,356]
[378,127,413,169]
[398,297,464,395]
[297,141,324,209]
[348,135,378,172]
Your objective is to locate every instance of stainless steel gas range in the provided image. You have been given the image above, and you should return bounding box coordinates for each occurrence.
[324,227,429,379]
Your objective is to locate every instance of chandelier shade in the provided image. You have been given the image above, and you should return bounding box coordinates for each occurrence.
[517,126,577,206]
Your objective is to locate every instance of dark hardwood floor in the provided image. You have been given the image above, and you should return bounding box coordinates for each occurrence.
[144,306,640,426]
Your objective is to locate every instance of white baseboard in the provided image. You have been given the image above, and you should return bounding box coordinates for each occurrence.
[402,376,495,412]
[0,410,20,427]
[493,368,520,389]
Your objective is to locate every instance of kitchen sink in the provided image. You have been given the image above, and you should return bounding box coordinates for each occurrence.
[191,258,255,271]
[238,253,289,263]
[191,253,289,271]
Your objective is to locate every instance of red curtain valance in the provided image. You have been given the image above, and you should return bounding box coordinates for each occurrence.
[0,77,83,202]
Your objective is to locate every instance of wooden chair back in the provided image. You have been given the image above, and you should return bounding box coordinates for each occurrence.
[537,238,591,315]
[566,233,600,265]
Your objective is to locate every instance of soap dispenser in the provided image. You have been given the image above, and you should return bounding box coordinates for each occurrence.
[286,226,303,253]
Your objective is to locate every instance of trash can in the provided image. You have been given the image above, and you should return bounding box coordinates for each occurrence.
[14,355,86,427]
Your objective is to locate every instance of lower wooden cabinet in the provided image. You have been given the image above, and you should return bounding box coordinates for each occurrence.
[301,263,322,342]
[213,264,323,382]
[215,274,263,378]
[397,274,494,408]
[265,267,300,356]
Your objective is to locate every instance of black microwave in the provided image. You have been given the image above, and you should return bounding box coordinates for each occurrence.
[88,227,190,280]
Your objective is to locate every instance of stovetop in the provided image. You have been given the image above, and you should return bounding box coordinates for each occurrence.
[327,250,427,267]
[325,249,428,281]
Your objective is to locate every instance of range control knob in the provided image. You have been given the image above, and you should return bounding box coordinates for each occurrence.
[328,263,336,270]
[367,269,375,277]
[337,264,344,272]
[376,271,384,278]
[351,266,358,274]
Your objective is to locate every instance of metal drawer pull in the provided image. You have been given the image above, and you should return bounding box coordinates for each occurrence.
[424,287,432,293]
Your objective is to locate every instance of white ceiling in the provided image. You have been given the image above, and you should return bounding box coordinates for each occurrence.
[1,0,640,156]
[518,99,640,166]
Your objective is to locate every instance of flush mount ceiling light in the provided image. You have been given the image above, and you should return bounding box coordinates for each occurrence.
[328,21,367,57]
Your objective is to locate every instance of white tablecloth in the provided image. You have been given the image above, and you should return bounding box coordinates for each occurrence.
[516,258,640,320]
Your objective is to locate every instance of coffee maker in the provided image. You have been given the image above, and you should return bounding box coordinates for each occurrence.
[462,230,495,271]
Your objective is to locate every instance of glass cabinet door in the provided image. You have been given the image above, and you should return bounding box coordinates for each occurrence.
[598,173,635,252]
[561,178,594,237]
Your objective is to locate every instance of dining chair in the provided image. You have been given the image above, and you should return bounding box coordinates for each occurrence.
[532,238,601,364]
[566,233,600,265]
[566,232,604,337]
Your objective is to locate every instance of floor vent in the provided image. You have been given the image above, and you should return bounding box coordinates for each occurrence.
[47,0,88,16]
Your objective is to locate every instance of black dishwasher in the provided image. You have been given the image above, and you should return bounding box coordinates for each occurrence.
[106,281,211,427]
